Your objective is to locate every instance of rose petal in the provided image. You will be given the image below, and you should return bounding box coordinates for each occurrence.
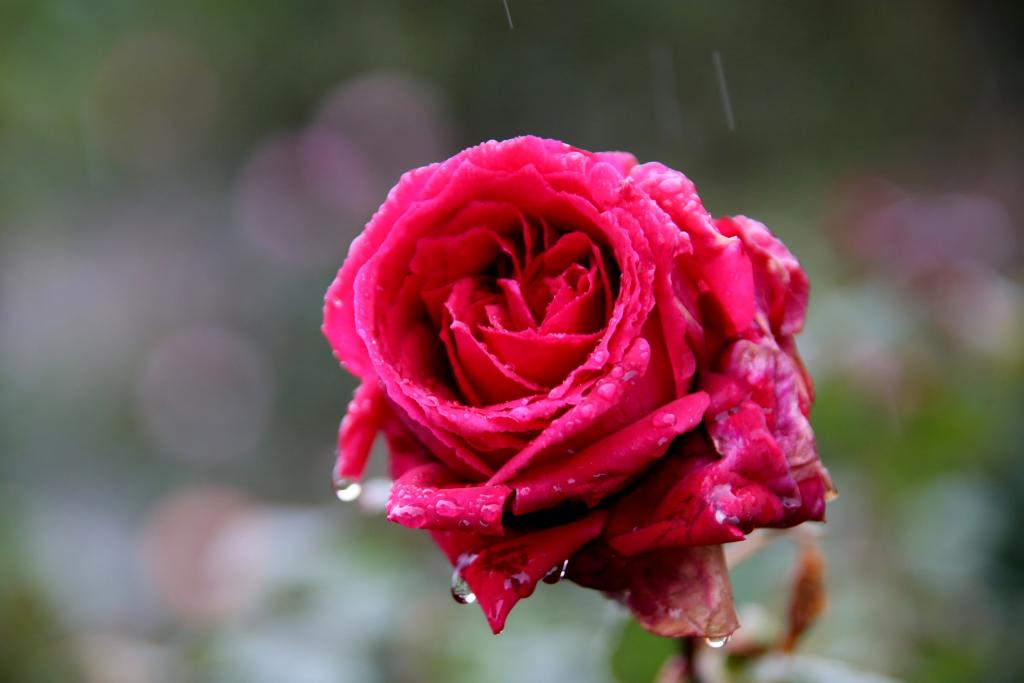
[567,541,739,638]
[605,446,784,556]
[333,381,389,481]
[509,392,710,514]
[479,326,600,388]
[322,164,436,379]
[487,336,655,483]
[718,215,809,336]
[698,236,756,336]
[387,463,512,534]
[438,510,607,634]
[540,265,607,335]
[621,546,738,638]
[496,279,538,330]
[448,320,544,404]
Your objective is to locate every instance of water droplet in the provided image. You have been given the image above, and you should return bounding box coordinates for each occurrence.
[597,382,618,399]
[451,573,476,604]
[543,559,569,584]
[579,403,596,418]
[705,635,729,649]
[451,553,478,605]
[622,369,639,382]
[480,503,502,518]
[653,411,677,427]
[435,499,458,517]
[332,476,362,502]
[610,366,624,378]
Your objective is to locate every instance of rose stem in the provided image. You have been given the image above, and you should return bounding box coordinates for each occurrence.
[679,637,703,683]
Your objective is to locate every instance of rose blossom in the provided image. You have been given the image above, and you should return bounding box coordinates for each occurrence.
[323,136,833,637]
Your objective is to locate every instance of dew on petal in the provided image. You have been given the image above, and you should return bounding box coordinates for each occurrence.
[434,499,458,517]
[653,411,677,427]
[510,406,531,420]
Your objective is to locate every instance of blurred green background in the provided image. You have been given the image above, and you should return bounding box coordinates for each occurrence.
[1,2,1021,682]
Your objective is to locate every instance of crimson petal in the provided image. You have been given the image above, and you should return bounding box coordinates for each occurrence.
[479,326,600,388]
[509,392,709,514]
[387,463,512,534]
[620,546,738,638]
[333,381,388,481]
[448,511,607,634]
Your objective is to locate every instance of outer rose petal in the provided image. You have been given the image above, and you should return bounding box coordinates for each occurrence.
[509,392,709,514]
[707,336,832,521]
[432,511,607,634]
[717,215,809,336]
[387,463,512,534]
[628,162,756,335]
[569,542,738,638]
[333,381,389,482]
[323,165,437,379]
[604,440,788,556]
[623,546,738,638]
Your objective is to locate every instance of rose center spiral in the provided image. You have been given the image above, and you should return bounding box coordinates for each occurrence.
[409,214,618,406]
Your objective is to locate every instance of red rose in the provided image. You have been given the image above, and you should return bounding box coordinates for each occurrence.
[323,136,832,637]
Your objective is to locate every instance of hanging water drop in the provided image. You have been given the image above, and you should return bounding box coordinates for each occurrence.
[451,553,478,605]
[705,635,729,649]
[451,572,476,604]
[543,559,569,584]
[332,475,362,502]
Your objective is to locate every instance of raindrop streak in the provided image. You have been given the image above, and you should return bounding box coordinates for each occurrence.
[712,50,736,132]
[332,476,362,502]
[543,559,569,585]
[451,553,478,604]
[501,0,514,29]
[705,635,729,649]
